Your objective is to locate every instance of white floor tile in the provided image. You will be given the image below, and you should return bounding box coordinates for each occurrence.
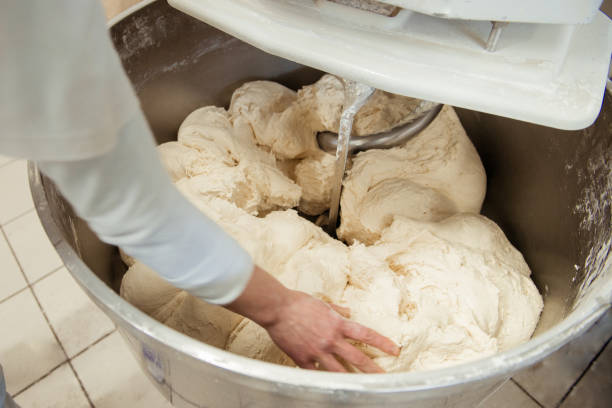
[14,363,90,408]
[0,155,15,168]
[4,211,63,283]
[0,289,65,395]
[0,160,34,225]
[33,267,115,358]
[513,311,612,407]
[559,340,612,408]
[0,232,26,302]
[479,380,540,408]
[72,331,172,408]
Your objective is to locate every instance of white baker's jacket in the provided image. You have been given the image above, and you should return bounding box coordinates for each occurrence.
[0,0,253,304]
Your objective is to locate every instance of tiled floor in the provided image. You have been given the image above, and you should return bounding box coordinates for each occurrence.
[0,159,610,408]
[0,158,172,407]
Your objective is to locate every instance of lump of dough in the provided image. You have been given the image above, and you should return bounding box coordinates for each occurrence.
[249,74,441,217]
[178,106,242,165]
[341,178,458,244]
[226,319,295,367]
[225,74,446,215]
[207,207,338,280]
[351,91,438,136]
[296,74,437,136]
[157,142,208,182]
[120,262,243,349]
[338,105,487,244]
[294,151,335,215]
[228,81,298,140]
[381,214,542,351]
[229,75,435,161]
[340,214,543,372]
[277,240,350,303]
[229,81,320,159]
[221,214,541,373]
[168,106,301,215]
[251,210,336,274]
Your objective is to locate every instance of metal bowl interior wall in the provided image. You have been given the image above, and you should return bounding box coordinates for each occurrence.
[29,1,611,407]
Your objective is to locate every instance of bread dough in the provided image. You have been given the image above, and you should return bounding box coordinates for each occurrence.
[338,105,487,244]
[343,214,542,371]
[120,262,243,349]
[227,319,294,366]
[172,106,301,215]
[229,75,437,215]
[120,75,542,373]
[294,151,335,215]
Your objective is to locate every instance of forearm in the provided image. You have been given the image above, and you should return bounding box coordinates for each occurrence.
[38,111,253,304]
[226,265,293,323]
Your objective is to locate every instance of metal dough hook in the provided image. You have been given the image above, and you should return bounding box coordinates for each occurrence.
[326,79,375,233]
[317,103,442,154]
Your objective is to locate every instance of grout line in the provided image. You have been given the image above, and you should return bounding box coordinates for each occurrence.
[27,282,96,407]
[511,378,545,408]
[12,359,68,397]
[29,265,65,286]
[0,227,32,289]
[67,328,118,408]
[0,223,31,304]
[555,336,612,408]
[69,329,116,361]
[0,286,30,306]
[1,218,107,406]
[474,379,508,408]
[0,222,64,287]
[66,360,95,408]
[0,207,35,228]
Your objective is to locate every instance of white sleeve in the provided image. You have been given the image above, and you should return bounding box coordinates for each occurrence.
[38,111,254,305]
[0,0,138,160]
[1,0,254,304]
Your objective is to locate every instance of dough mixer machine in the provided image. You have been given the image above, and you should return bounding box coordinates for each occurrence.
[168,0,612,130]
[29,2,612,406]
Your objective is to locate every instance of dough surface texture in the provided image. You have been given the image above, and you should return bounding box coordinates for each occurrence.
[338,105,487,244]
[228,74,437,215]
[120,75,543,373]
[173,106,301,215]
[120,262,243,349]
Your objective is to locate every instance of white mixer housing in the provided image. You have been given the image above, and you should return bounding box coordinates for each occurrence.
[169,0,612,130]
[379,0,602,24]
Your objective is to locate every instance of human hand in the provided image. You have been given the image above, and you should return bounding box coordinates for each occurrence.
[226,265,399,373]
[263,290,400,373]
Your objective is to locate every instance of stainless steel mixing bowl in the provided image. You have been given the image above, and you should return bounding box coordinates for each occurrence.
[29,1,612,407]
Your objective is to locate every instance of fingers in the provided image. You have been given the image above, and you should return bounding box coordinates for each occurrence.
[300,361,318,370]
[342,321,400,356]
[333,341,384,373]
[328,303,351,318]
[317,354,347,373]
